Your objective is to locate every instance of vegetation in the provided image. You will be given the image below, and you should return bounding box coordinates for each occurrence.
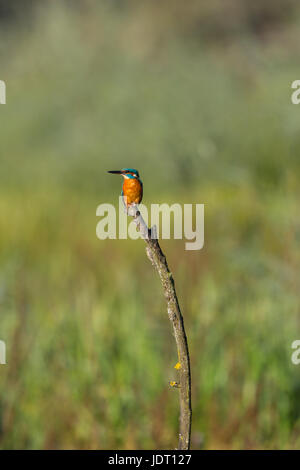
[0,1,300,449]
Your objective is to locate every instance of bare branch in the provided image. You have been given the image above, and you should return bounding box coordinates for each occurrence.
[130,205,192,450]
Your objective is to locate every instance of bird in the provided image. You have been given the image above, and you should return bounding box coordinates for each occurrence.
[108,168,143,209]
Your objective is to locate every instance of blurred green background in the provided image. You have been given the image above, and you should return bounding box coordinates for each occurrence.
[0,0,300,449]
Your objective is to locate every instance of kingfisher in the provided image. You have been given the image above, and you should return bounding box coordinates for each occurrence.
[108,168,143,209]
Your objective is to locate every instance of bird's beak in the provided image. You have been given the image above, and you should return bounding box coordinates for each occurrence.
[108,170,123,174]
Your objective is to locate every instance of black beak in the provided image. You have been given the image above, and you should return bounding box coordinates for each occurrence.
[108,170,123,174]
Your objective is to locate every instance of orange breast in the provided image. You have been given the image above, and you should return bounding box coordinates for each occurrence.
[122,178,143,206]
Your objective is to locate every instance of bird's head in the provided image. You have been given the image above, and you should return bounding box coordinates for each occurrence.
[108,168,140,180]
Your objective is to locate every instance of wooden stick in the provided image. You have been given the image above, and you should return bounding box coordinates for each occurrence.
[129,205,192,450]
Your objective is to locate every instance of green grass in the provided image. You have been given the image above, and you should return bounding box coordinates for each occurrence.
[0,2,300,449]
